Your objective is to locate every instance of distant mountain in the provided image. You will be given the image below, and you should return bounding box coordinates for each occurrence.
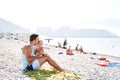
[37,26,119,38]
[0,18,118,38]
[0,18,30,33]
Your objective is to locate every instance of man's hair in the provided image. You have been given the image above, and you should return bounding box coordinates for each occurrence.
[30,34,39,42]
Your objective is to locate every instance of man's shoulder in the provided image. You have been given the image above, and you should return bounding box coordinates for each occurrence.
[22,45,31,50]
[22,45,31,54]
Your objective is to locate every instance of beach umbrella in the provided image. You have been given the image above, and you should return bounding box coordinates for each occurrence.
[45,38,53,43]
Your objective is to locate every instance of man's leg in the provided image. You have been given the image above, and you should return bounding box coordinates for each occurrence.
[38,54,64,71]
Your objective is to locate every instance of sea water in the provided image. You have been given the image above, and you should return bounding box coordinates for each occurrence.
[43,38,120,57]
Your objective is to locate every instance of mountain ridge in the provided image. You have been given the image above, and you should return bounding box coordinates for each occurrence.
[37,27,119,38]
[0,18,119,38]
[0,18,30,33]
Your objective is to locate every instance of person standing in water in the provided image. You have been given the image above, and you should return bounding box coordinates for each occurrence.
[63,38,67,49]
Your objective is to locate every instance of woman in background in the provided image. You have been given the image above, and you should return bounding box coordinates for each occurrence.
[66,46,74,55]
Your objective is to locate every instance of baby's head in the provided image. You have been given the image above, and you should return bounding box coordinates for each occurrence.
[22,45,32,55]
[38,40,43,47]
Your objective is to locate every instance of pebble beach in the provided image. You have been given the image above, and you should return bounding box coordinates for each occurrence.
[0,38,120,80]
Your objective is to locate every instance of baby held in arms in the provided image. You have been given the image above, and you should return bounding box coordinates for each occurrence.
[34,40,46,57]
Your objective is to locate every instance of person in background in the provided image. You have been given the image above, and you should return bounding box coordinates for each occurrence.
[75,44,79,51]
[79,46,89,54]
[66,45,74,55]
[58,42,62,48]
[63,38,67,49]
[79,46,84,53]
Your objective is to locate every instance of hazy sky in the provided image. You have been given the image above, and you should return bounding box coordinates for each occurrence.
[0,0,120,36]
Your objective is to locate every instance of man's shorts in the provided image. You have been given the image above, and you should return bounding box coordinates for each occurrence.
[26,59,40,70]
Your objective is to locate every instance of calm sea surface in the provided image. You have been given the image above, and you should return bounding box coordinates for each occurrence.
[43,38,120,57]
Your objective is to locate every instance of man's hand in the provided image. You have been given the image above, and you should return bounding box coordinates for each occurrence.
[35,52,43,58]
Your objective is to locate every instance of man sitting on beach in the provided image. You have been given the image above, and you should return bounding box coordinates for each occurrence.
[21,34,65,71]
[66,46,74,55]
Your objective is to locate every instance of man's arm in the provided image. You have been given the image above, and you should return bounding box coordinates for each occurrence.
[25,51,39,63]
